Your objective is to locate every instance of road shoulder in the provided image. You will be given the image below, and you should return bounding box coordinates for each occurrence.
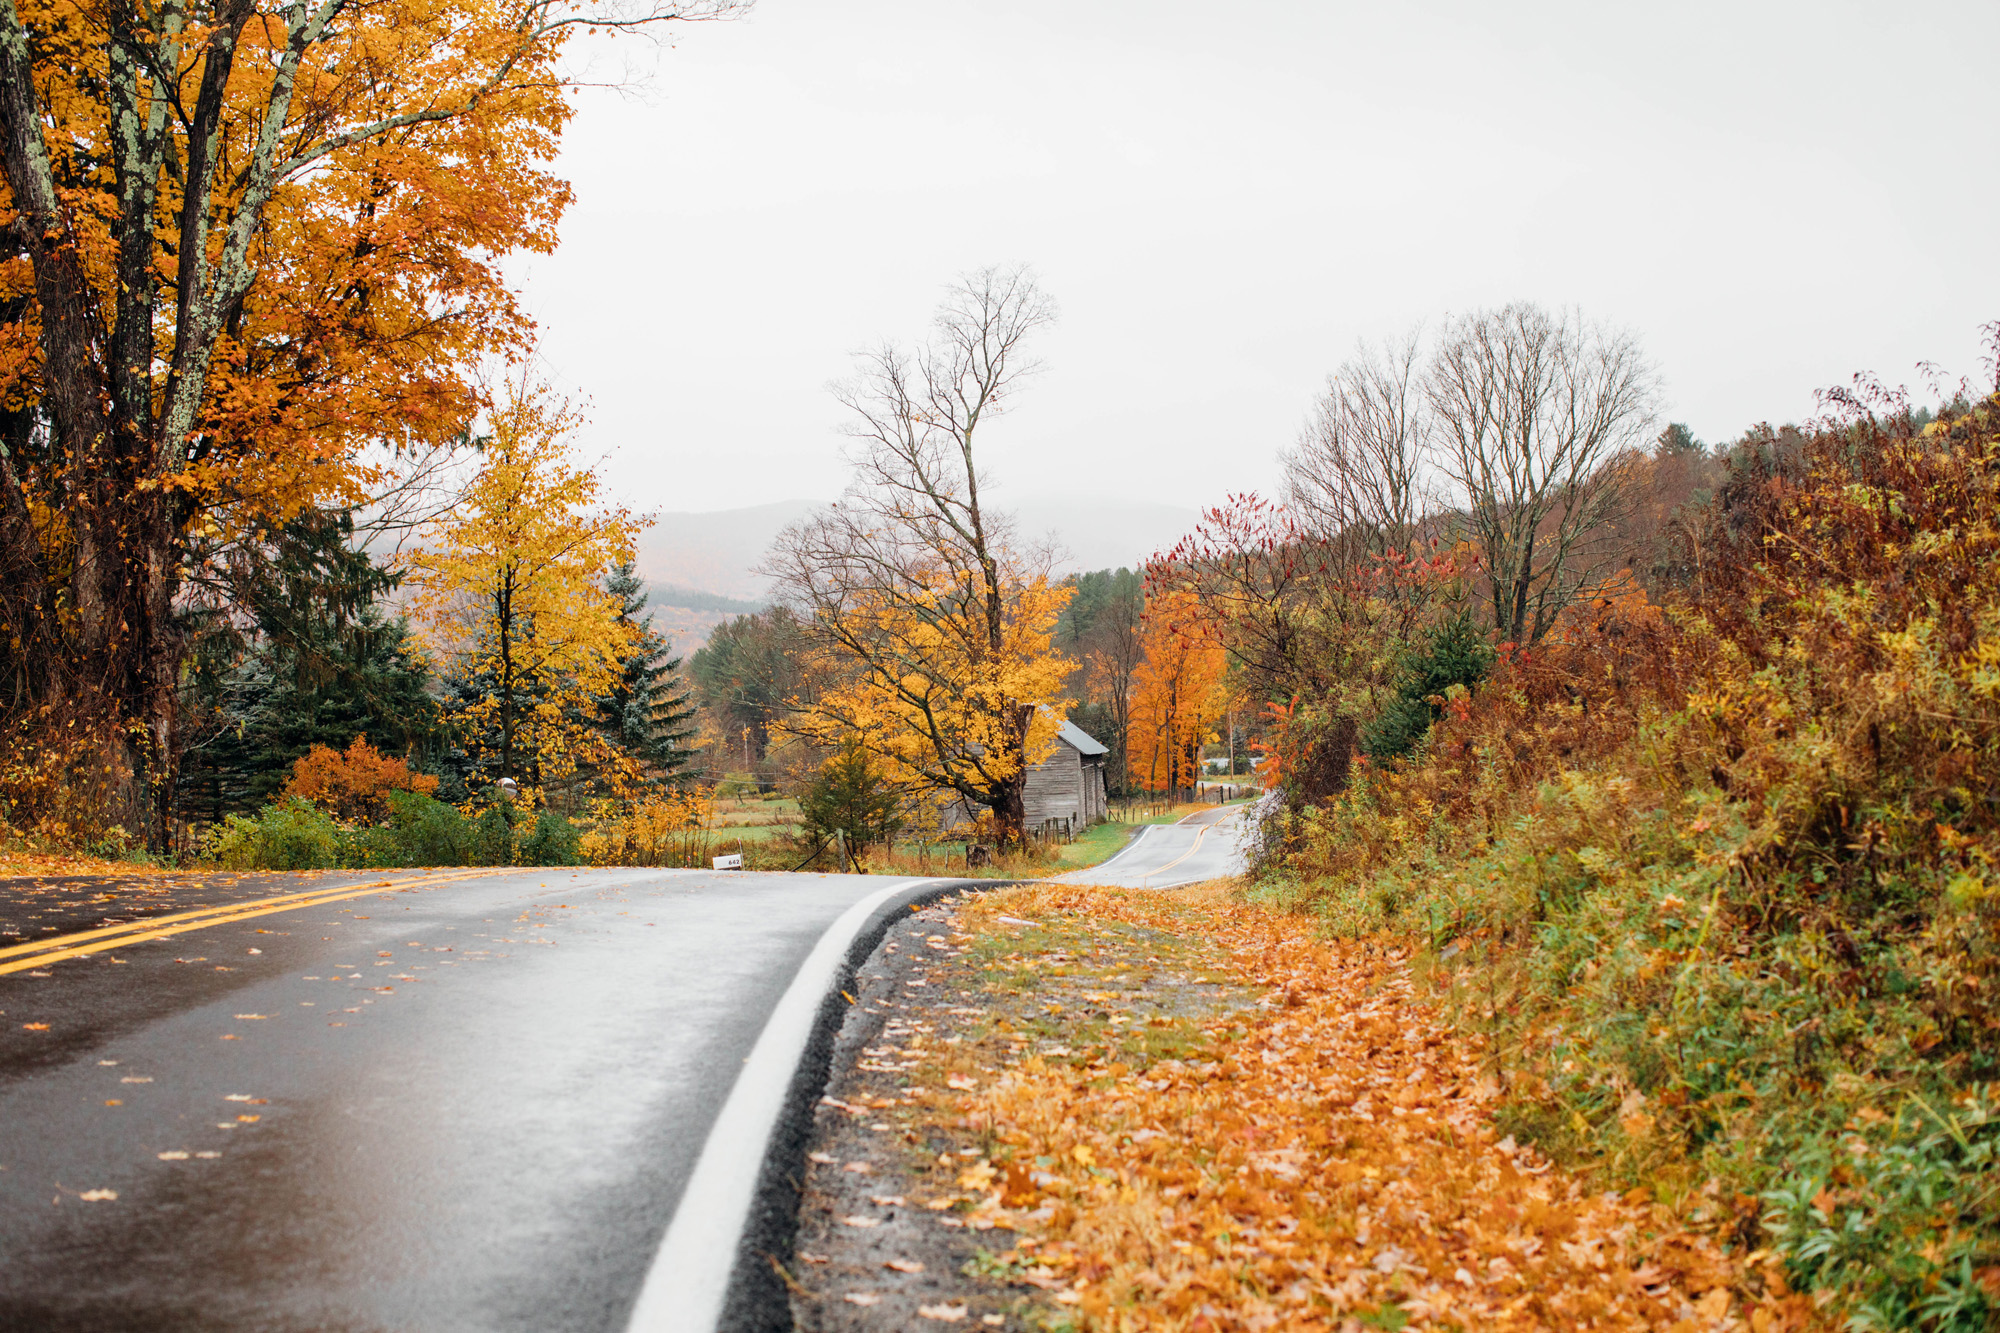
[793,881,1763,1332]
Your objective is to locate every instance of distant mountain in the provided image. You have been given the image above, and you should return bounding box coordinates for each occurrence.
[645,583,765,615]
[635,496,1201,646]
[633,500,817,603]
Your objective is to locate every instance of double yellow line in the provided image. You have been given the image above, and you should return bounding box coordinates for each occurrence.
[1144,821,1213,882]
[0,868,496,978]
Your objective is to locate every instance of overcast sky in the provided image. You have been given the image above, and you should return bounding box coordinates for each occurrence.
[510,0,2000,516]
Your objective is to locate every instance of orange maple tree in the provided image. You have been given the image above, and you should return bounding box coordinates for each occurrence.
[1126,589,1227,795]
[0,0,737,845]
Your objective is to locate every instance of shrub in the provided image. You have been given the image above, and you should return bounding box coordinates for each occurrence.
[199,798,344,870]
[580,788,715,867]
[517,808,582,866]
[282,735,438,823]
[372,790,475,867]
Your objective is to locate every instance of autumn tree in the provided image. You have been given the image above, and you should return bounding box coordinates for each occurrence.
[1284,332,1431,561]
[1426,304,1658,644]
[765,267,1073,845]
[407,383,641,804]
[0,0,740,846]
[1126,589,1227,797]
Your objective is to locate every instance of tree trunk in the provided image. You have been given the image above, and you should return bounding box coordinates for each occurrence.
[991,776,1027,848]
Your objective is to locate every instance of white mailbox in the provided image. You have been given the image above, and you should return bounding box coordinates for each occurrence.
[711,853,744,871]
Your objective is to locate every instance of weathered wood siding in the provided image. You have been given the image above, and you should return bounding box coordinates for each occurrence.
[1080,757,1107,822]
[1024,744,1085,829]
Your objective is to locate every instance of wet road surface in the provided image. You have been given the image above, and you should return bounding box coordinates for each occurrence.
[1049,804,1250,889]
[0,866,955,1332]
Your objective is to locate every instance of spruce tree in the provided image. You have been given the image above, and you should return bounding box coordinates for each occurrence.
[179,510,438,819]
[600,561,697,782]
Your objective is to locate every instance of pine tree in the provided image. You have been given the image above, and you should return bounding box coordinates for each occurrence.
[600,560,698,783]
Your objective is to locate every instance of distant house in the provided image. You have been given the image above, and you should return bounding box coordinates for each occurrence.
[1023,719,1109,836]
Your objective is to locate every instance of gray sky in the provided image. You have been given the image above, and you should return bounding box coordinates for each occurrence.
[511,0,1999,516]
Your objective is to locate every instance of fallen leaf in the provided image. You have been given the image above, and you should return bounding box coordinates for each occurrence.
[798,1251,830,1264]
[1811,1189,1838,1216]
[808,1151,837,1165]
[120,1076,152,1084]
[21,1022,48,1031]
[232,1014,269,1021]
[78,1189,117,1201]
[918,1304,968,1322]
[157,1151,189,1161]
[869,1194,907,1207]
[194,1151,220,1159]
[839,1215,883,1228]
[843,1292,881,1305]
[885,1258,925,1273]
[844,1161,873,1173]
[236,1114,260,1123]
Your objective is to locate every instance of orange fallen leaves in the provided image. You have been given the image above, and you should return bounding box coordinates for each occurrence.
[941,883,1824,1332]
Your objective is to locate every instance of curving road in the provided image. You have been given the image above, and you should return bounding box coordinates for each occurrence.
[0,865,961,1332]
[1050,803,1251,889]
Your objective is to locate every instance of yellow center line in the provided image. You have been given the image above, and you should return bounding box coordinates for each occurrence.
[1144,824,1211,881]
[0,867,500,977]
[0,868,477,961]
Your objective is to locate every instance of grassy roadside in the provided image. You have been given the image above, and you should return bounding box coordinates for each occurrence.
[798,880,1804,1331]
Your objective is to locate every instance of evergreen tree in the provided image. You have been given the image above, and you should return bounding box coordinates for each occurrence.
[1360,613,1496,763]
[179,510,439,820]
[599,561,697,782]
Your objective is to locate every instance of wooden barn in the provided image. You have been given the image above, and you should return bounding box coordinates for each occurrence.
[939,717,1110,839]
[1022,718,1109,837]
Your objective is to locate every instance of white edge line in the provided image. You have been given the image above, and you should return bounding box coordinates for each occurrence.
[624,876,953,1333]
[1080,822,1156,874]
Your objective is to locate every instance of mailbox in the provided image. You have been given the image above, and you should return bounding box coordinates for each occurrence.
[712,853,744,871]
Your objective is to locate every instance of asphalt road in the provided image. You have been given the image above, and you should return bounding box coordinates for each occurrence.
[1049,803,1251,889]
[0,866,959,1332]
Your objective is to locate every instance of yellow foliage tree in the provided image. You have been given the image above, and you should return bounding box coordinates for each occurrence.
[0,0,737,845]
[790,572,1074,842]
[1128,589,1228,795]
[407,381,641,803]
[766,268,1073,844]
